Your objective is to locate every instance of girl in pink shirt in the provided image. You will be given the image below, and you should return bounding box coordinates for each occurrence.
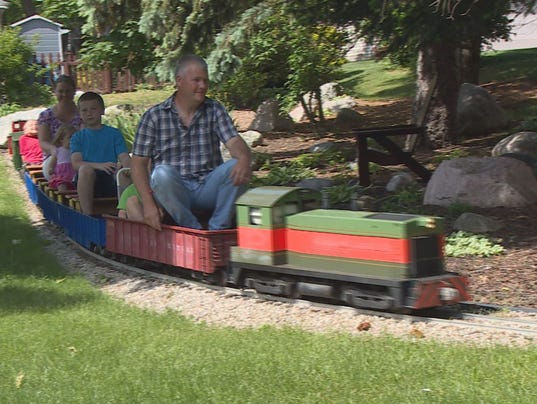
[48,124,77,191]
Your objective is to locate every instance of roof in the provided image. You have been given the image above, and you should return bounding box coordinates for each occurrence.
[10,14,64,29]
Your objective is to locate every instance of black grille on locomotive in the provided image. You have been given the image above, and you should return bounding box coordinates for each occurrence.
[409,235,444,277]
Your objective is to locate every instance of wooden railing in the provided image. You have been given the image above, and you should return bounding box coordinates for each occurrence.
[35,52,137,94]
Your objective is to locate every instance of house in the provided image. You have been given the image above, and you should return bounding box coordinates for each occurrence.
[10,14,69,64]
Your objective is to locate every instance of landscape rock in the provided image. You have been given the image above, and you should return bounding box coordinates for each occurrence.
[221,131,263,162]
[105,104,134,115]
[249,99,293,132]
[456,83,508,137]
[335,108,364,127]
[308,142,337,153]
[423,156,537,207]
[492,131,537,160]
[323,96,358,115]
[453,212,503,233]
[320,82,344,100]
[296,178,335,191]
[385,172,416,192]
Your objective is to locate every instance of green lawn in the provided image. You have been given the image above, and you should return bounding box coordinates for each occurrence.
[1,161,537,402]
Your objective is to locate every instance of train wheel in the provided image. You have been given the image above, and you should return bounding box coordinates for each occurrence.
[209,269,227,286]
[341,287,394,311]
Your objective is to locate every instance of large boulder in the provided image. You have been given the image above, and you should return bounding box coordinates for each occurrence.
[335,108,364,128]
[456,83,508,137]
[249,99,293,132]
[221,130,263,162]
[423,156,537,207]
[492,131,537,160]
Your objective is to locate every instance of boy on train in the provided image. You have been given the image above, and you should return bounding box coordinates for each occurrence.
[71,92,131,215]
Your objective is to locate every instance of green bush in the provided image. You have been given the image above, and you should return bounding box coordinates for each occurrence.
[0,103,21,117]
[252,161,315,186]
[102,111,142,151]
[0,28,53,106]
[445,231,505,257]
[322,183,359,206]
[293,150,346,169]
[378,183,425,213]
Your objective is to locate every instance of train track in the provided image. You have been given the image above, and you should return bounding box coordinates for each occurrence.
[73,239,537,340]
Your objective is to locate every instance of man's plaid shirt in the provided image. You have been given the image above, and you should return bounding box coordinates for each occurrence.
[132,93,238,180]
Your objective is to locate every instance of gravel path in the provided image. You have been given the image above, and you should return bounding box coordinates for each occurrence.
[5,153,536,348]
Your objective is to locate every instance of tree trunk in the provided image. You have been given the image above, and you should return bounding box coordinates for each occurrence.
[413,43,460,149]
[456,36,481,85]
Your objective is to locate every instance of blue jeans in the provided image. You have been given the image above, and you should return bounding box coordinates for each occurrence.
[150,160,247,230]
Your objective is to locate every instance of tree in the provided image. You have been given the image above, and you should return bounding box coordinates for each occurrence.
[20,0,36,16]
[0,28,52,106]
[206,0,347,121]
[76,0,157,78]
[288,0,517,147]
[138,0,261,80]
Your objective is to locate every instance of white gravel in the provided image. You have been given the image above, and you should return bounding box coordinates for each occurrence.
[5,152,536,348]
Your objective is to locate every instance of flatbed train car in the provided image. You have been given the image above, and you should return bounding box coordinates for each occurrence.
[19,162,470,312]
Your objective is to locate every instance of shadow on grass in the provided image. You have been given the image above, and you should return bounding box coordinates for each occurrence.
[0,284,98,314]
[481,48,537,82]
[0,214,66,278]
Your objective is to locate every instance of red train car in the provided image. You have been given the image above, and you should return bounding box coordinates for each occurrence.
[105,216,237,278]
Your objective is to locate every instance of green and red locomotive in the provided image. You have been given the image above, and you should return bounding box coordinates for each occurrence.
[229,187,469,310]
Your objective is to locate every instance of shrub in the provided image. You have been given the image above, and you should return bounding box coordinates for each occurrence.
[445,231,505,257]
[378,183,425,213]
[0,28,53,107]
[322,183,359,207]
[102,111,142,151]
[251,161,315,186]
[0,103,21,117]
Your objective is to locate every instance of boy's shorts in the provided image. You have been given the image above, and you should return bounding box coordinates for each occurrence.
[74,170,117,198]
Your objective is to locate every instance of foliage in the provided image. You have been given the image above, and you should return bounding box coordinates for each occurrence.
[137,0,259,80]
[0,28,53,106]
[322,183,359,206]
[207,0,347,115]
[285,24,347,120]
[251,151,273,170]
[251,160,315,186]
[102,110,142,151]
[211,66,273,110]
[41,0,82,25]
[0,103,22,117]
[516,118,537,132]
[293,150,346,169]
[378,183,426,214]
[445,231,505,257]
[77,4,157,78]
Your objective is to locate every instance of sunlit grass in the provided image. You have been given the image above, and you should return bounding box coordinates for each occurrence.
[339,59,415,100]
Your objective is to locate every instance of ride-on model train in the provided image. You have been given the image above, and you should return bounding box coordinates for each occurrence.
[21,163,470,312]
